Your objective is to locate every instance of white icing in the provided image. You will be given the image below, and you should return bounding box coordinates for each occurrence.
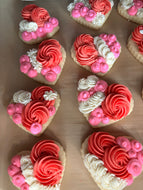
[67,0,91,12]
[84,153,127,190]
[137,8,143,18]
[92,13,106,26]
[79,92,105,114]
[94,36,115,65]
[13,90,31,105]
[120,0,134,10]
[140,29,143,34]
[78,75,98,91]
[27,49,42,73]
[19,20,38,32]
[20,154,61,190]
[43,91,58,101]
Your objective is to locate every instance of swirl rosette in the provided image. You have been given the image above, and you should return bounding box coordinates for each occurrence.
[21,4,38,21]
[33,156,63,186]
[89,0,111,15]
[88,132,116,159]
[132,25,143,45]
[102,84,132,120]
[30,140,60,164]
[74,34,94,50]
[139,40,143,54]
[36,39,62,68]
[103,145,131,179]
[21,100,49,130]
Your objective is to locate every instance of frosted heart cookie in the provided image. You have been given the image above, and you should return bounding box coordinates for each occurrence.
[8,140,66,190]
[118,0,143,24]
[127,25,143,64]
[81,131,143,190]
[19,4,60,44]
[7,86,60,136]
[71,34,121,76]
[77,75,134,127]
[67,0,114,29]
[20,39,66,85]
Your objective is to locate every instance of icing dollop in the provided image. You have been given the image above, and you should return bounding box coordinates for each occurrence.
[131,140,142,152]
[89,0,111,15]
[132,25,143,45]
[127,158,142,176]
[74,34,94,50]
[21,4,38,21]
[116,136,131,151]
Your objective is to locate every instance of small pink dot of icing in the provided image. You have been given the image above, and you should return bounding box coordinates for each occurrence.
[48,106,56,116]
[127,159,142,176]
[89,115,101,126]
[126,175,133,186]
[41,67,50,75]
[108,34,117,42]
[31,32,37,39]
[91,107,103,117]
[36,28,45,37]
[78,91,90,101]
[7,104,15,116]
[50,65,61,74]
[94,80,108,92]
[84,10,96,21]
[80,6,89,17]
[44,22,54,33]
[27,68,38,78]
[12,173,25,187]
[102,116,109,124]
[20,183,29,190]
[8,165,21,177]
[11,155,21,167]
[137,150,143,164]
[19,55,30,63]
[127,6,138,16]
[15,103,24,114]
[45,71,57,82]
[131,140,142,152]
[49,17,59,27]
[96,57,106,63]
[91,62,101,73]
[20,62,31,74]
[100,63,109,73]
[22,32,32,42]
[134,0,143,9]
[89,87,96,96]
[128,149,137,158]
[30,123,42,135]
[72,9,81,18]
[12,113,22,124]
[74,2,84,9]
[99,34,108,39]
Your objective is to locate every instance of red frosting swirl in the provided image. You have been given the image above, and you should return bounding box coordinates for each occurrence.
[21,100,49,130]
[88,132,116,160]
[21,4,38,21]
[31,7,50,27]
[102,84,132,120]
[33,156,63,186]
[37,39,62,68]
[74,34,94,50]
[139,41,143,54]
[132,25,143,45]
[89,0,111,15]
[30,140,60,164]
[103,145,131,179]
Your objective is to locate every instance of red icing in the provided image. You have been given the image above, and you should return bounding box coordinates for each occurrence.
[74,34,94,50]
[102,84,132,120]
[37,39,62,68]
[139,41,143,54]
[89,0,111,15]
[88,132,116,160]
[132,25,143,45]
[33,156,63,186]
[21,4,38,21]
[30,140,60,164]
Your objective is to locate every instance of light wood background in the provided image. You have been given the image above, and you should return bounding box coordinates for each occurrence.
[0,0,143,190]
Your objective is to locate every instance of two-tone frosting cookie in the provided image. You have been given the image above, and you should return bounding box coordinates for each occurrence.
[19,4,60,44]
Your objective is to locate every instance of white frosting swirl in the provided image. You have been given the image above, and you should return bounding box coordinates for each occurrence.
[13,90,31,105]
[20,154,61,190]
[19,20,38,32]
[79,92,105,114]
[84,153,127,190]
[120,0,133,10]
[92,13,105,26]
[94,36,115,65]
[43,91,58,101]
[137,8,143,17]
[78,75,98,91]
[27,49,42,73]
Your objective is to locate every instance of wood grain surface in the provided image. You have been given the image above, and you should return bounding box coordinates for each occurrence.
[0,0,143,190]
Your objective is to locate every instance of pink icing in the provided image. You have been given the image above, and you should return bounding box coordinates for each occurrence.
[8,165,21,177]
[36,27,45,38]
[19,55,30,63]
[15,103,24,114]
[44,22,54,33]
[22,32,32,41]
[78,91,90,101]
[91,62,101,73]
[128,149,137,158]
[127,159,142,176]
[48,105,56,116]
[41,67,50,75]
[30,123,42,135]
[102,116,110,124]
[27,68,38,78]
[51,65,61,74]
[20,183,29,190]
[80,6,89,17]
[85,10,96,21]
[100,62,109,72]
[116,137,131,151]
[89,115,101,126]
[131,140,142,152]
[127,6,138,16]
[49,17,59,27]
[91,57,109,73]
[12,113,22,124]
[94,80,108,92]
[74,2,84,9]
[20,62,31,74]
[137,150,143,164]
[133,0,143,9]
[126,175,133,186]
[12,173,25,187]
[45,71,57,82]
[7,104,15,116]
[31,32,37,39]
[11,155,21,168]
[71,9,81,18]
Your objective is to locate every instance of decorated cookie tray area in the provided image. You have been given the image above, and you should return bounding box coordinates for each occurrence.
[0,0,143,190]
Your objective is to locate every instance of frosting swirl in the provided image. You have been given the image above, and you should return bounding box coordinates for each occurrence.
[127,159,142,176]
[21,4,38,21]
[132,25,143,45]
[90,0,111,15]
[37,39,62,68]
[139,40,143,54]
[88,132,116,160]
[74,34,94,50]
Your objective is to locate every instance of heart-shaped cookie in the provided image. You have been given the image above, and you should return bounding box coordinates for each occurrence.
[127,25,143,64]
[20,39,66,85]
[8,140,66,190]
[118,0,143,24]
[71,34,121,76]
[77,75,134,127]
[19,4,60,44]
[7,86,60,136]
[81,131,143,190]
[67,0,114,29]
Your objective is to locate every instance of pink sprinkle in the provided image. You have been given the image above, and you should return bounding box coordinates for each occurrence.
[126,175,133,186]
[72,9,81,18]
[22,32,32,42]
[20,183,29,190]
[74,2,84,9]
[45,71,57,82]
[44,22,54,33]
[8,165,21,177]
[20,62,31,74]
[30,123,42,135]
[41,67,50,76]
[19,55,30,63]
[78,91,90,101]
[12,113,22,124]
[127,6,138,16]
[15,103,24,114]
[12,173,25,187]
[27,68,38,78]
[94,80,108,92]
[7,104,15,116]
[89,115,101,126]
[85,10,96,21]
[100,63,109,73]
[49,17,59,27]
[11,155,21,167]
[48,106,56,116]
[51,65,61,74]
[80,6,89,17]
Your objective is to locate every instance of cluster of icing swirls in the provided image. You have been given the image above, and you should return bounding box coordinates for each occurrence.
[132,25,143,54]
[20,39,62,82]
[87,132,143,186]
[67,0,113,26]
[8,140,64,189]
[20,4,59,41]
[7,86,58,134]
[120,0,143,17]
[74,34,120,74]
